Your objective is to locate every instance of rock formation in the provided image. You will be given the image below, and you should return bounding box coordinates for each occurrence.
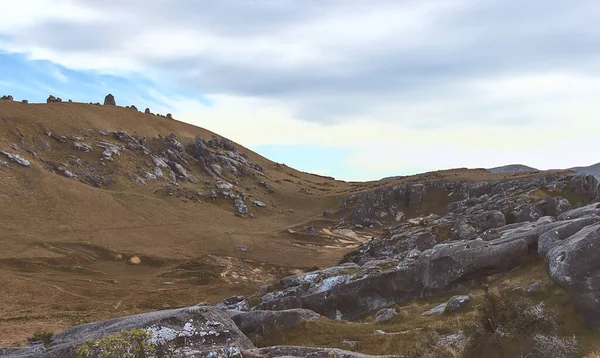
[103,93,116,105]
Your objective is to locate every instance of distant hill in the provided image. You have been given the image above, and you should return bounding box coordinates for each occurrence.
[486,163,600,180]
[569,162,600,180]
[487,164,539,173]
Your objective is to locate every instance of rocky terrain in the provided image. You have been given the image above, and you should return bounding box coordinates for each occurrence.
[489,162,600,180]
[2,94,600,357]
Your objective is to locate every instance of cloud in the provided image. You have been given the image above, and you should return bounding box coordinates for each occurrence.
[1,1,599,180]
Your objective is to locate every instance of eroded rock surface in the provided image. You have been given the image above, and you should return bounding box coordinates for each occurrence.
[248,173,600,324]
[4,306,254,358]
[545,223,600,329]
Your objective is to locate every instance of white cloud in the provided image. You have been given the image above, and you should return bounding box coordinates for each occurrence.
[1,0,600,179]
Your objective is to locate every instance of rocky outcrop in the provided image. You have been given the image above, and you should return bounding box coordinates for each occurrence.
[250,233,530,321]
[545,223,600,329]
[3,305,255,358]
[451,220,478,240]
[72,142,93,152]
[538,216,600,256]
[220,137,235,151]
[348,184,427,225]
[229,309,320,335]
[1,95,13,101]
[558,202,600,220]
[252,174,600,323]
[217,295,250,311]
[546,196,572,217]
[234,199,249,216]
[46,95,62,103]
[103,93,116,105]
[0,151,31,167]
[571,174,599,200]
[341,174,580,227]
[475,210,506,230]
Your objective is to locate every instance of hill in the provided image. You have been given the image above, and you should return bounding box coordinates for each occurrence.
[2,98,600,357]
[570,162,600,180]
[487,164,539,173]
[488,162,600,181]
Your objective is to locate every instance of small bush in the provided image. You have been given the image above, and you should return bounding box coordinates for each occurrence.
[75,328,155,358]
[27,330,54,348]
[463,289,578,358]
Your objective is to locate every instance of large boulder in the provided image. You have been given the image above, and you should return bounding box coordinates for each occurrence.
[475,210,506,230]
[0,151,31,167]
[416,239,528,290]
[216,295,250,311]
[545,223,600,329]
[538,216,600,256]
[3,305,255,358]
[451,220,478,240]
[558,202,600,221]
[103,93,116,105]
[256,296,303,311]
[229,309,320,335]
[571,174,599,200]
[219,137,235,151]
[270,235,529,321]
[512,204,542,223]
[408,183,426,211]
[546,196,572,217]
[46,95,62,103]
[195,134,211,159]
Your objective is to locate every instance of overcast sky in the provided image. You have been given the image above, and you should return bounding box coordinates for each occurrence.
[1,0,599,181]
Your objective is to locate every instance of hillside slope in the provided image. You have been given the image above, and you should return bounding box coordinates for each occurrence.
[0,100,365,343]
[1,99,594,348]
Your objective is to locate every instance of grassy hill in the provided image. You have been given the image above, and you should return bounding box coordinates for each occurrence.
[0,100,583,347]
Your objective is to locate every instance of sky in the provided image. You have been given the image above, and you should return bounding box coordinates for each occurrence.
[1,0,600,181]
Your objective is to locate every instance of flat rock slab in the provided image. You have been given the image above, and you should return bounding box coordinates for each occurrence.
[4,305,254,358]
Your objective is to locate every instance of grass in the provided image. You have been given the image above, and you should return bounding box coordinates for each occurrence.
[529,188,592,207]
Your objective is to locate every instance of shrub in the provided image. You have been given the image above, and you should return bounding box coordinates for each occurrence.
[463,289,578,358]
[75,328,155,358]
[27,330,54,348]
